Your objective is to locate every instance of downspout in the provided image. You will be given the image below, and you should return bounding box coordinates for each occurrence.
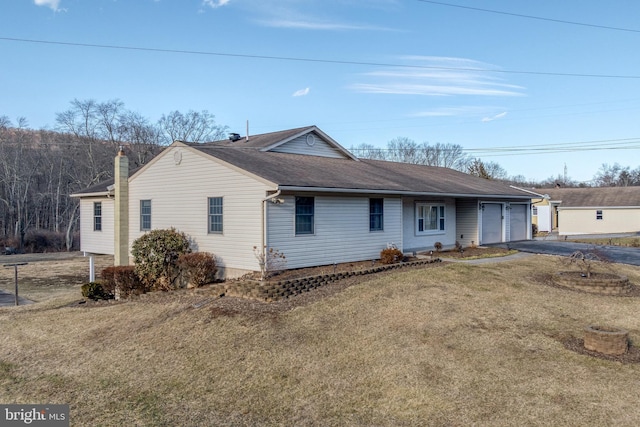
[261,189,282,255]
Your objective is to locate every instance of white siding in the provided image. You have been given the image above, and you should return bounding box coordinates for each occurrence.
[79,198,114,255]
[267,195,402,269]
[455,198,479,248]
[559,207,640,235]
[270,133,348,158]
[402,197,457,252]
[128,146,272,274]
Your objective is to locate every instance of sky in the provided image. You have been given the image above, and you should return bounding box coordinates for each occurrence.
[2,0,640,183]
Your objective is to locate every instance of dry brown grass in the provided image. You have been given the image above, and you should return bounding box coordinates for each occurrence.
[1,255,640,425]
[0,253,112,302]
[568,236,640,247]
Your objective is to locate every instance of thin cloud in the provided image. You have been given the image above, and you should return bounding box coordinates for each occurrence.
[247,1,399,31]
[34,0,61,11]
[411,106,493,118]
[293,87,310,97]
[203,0,231,8]
[482,111,508,122]
[350,56,525,97]
[258,19,393,31]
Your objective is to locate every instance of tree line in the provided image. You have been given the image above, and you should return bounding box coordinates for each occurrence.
[1,98,638,252]
[0,99,227,251]
[351,138,640,188]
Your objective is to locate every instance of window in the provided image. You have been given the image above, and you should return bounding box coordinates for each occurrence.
[416,203,445,234]
[295,196,314,235]
[93,202,102,231]
[369,198,384,231]
[532,206,538,216]
[140,200,151,231]
[208,197,223,233]
[596,210,603,220]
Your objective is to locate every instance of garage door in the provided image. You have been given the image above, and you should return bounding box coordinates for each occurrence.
[481,203,503,244]
[509,204,527,241]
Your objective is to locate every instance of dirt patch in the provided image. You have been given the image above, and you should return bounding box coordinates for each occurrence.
[559,335,640,364]
[437,246,514,259]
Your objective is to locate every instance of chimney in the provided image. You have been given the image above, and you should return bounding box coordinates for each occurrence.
[114,147,129,266]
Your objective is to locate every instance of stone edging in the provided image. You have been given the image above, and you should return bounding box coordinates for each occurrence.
[225,259,442,302]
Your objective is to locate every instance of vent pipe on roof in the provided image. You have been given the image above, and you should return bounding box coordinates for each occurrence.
[246,120,249,143]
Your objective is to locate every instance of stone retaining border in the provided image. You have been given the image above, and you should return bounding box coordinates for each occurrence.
[555,272,632,295]
[225,259,442,302]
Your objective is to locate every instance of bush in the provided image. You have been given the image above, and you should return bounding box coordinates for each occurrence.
[101,266,145,299]
[433,242,443,252]
[81,282,111,301]
[532,223,539,236]
[131,228,191,291]
[178,252,218,288]
[380,248,403,264]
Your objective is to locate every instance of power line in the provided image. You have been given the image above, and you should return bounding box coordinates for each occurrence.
[2,36,640,79]
[415,0,640,34]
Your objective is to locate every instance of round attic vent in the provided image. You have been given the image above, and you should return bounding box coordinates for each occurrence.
[306,134,316,146]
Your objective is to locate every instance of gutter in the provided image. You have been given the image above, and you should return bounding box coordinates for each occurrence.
[509,185,549,199]
[277,185,532,199]
[261,189,282,256]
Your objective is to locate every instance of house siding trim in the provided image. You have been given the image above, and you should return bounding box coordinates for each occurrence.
[278,185,532,199]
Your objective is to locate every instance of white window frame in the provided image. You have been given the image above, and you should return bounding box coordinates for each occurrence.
[140,199,152,231]
[295,196,315,235]
[369,198,384,232]
[93,202,102,231]
[208,197,223,234]
[416,203,445,235]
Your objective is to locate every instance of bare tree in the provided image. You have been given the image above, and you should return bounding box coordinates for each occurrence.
[157,110,228,144]
[352,137,471,171]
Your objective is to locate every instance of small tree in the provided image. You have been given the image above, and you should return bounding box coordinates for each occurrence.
[131,228,191,291]
[253,246,286,281]
[566,249,610,278]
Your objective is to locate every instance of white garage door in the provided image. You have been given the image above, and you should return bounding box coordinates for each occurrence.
[509,204,528,241]
[481,203,503,244]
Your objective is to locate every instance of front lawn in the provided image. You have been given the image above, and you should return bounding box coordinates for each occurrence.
[1,255,639,426]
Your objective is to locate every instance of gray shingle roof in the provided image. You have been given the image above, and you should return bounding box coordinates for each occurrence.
[212,126,315,149]
[73,126,533,199]
[188,144,530,197]
[546,187,640,207]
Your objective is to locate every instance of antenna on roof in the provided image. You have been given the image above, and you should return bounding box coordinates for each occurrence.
[246,120,249,143]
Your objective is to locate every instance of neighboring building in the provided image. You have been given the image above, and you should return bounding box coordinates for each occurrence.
[72,126,533,278]
[531,187,640,235]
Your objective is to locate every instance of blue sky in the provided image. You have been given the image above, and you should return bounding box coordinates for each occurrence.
[2,0,640,183]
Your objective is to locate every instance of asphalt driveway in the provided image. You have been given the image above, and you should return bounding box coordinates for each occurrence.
[493,240,640,266]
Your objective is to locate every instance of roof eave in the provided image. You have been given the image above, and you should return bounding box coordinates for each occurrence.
[70,190,112,198]
[278,185,532,199]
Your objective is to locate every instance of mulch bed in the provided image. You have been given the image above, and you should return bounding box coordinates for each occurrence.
[559,335,640,364]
